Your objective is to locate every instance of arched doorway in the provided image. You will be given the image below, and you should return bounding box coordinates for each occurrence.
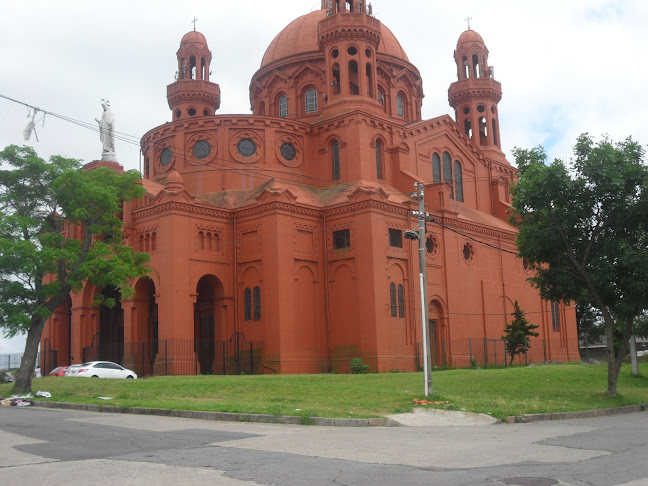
[428,300,445,367]
[194,275,224,374]
[130,277,158,375]
[99,286,124,364]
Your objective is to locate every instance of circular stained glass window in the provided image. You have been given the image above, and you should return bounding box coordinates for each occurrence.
[280,142,296,161]
[237,138,257,157]
[193,140,211,160]
[160,147,173,166]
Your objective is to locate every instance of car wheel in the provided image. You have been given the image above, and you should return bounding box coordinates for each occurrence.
[92,375,99,378]
[126,375,134,379]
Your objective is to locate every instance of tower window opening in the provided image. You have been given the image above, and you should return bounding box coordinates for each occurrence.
[188,108,196,116]
[388,228,403,248]
[472,54,480,78]
[464,118,472,138]
[244,288,252,321]
[454,160,464,202]
[201,57,206,80]
[333,228,351,249]
[375,139,383,179]
[397,284,405,318]
[180,58,186,79]
[492,118,499,146]
[443,151,454,199]
[279,95,288,118]
[477,105,485,113]
[479,117,488,145]
[377,87,385,107]
[305,89,318,113]
[349,61,359,95]
[332,140,341,181]
[397,93,404,118]
[332,64,341,95]
[346,0,354,12]
[190,56,197,79]
[462,56,469,79]
[253,286,261,320]
[432,152,441,183]
[259,101,266,115]
[366,63,373,97]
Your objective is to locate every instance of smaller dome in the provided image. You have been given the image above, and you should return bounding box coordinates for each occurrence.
[181,30,208,46]
[165,170,185,193]
[457,29,484,47]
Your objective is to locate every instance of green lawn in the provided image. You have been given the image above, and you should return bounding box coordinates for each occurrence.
[2,363,647,420]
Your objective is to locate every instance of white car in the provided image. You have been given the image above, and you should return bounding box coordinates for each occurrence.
[67,361,137,379]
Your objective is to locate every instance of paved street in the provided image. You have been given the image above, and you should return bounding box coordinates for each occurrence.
[1,406,647,485]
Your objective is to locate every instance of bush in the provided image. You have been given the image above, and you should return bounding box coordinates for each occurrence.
[350,358,369,374]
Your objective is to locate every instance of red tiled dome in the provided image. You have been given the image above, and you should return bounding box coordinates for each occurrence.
[181,30,208,46]
[456,29,485,47]
[260,11,409,68]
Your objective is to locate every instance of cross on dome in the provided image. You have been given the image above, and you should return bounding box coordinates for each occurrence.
[191,17,198,31]
[465,15,472,30]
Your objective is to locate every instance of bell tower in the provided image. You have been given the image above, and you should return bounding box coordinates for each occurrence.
[167,30,221,121]
[318,0,381,105]
[448,29,504,160]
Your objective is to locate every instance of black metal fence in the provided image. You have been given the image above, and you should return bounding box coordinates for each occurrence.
[80,332,262,377]
[418,337,581,369]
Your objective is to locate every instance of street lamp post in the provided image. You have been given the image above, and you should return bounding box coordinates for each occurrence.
[406,182,432,396]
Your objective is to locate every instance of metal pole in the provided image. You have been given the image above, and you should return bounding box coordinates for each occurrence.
[413,182,432,396]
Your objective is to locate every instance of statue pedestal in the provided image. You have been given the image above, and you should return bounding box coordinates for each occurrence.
[101,152,118,162]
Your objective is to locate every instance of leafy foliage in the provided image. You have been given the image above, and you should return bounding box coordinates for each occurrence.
[0,145,149,392]
[510,134,648,396]
[501,301,539,365]
[350,358,370,374]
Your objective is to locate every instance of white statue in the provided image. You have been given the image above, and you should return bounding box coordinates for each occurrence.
[95,100,116,161]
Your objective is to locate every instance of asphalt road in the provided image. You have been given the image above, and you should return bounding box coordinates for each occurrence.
[1,406,647,486]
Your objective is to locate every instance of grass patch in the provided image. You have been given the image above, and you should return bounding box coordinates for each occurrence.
[2,363,647,420]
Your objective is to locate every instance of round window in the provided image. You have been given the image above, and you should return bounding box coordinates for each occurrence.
[203,109,210,116]
[463,106,470,115]
[332,49,339,59]
[426,236,435,254]
[237,138,257,157]
[347,46,358,56]
[462,242,475,263]
[365,48,372,58]
[193,140,211,160]
[280,142,296,161]
[477,105,486,113]
[160,147,173,167]
[188,108,196,116]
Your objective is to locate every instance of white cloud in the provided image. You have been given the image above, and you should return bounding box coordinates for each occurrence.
[0,0,646,169]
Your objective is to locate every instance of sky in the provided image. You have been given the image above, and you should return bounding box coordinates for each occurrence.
[1,0,647,354]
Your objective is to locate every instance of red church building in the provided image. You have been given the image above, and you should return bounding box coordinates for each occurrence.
[41,1,579,375]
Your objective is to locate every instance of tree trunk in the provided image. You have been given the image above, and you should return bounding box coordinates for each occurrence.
[13,315,46,394]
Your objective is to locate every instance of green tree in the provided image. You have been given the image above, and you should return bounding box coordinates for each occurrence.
[0,145,149,393]
[502,300,539,365]
[510,134,648,396]
[576,300,604,347]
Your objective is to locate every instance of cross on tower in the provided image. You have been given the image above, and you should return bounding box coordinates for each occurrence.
[465,15,472,30]
[191,17,198,31]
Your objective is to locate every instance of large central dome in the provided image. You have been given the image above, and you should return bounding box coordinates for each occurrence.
[260,10,409,68]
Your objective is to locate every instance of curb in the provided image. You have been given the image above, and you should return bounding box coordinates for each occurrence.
[30,401,399,427]
[506,404,646,423]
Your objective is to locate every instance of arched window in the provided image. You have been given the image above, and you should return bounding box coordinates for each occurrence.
[332,140,340,181]
[190,56,197,79]
[349,61,359,95]
[464,118,472,138]
[279,95,288,118]
[492,118,499,146]
[432,152,441,182]
[472,54,480,78]
[253,286,261,320]
[375,139,383,179]
[454,160,464,202]
[396,93,404,118]
[258,101,266,116]
[332,64,341,96]
[479,117,488,145]
[244,288,252,321]
[462,55,469,79]
[390,283,397,317]
[397,284,405,318]
[443,151,453,199]
[377,87,385,106]
[198,231,205,250]
[366,63,373,97]
[305,89,318,113]
[151,232,157,252]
